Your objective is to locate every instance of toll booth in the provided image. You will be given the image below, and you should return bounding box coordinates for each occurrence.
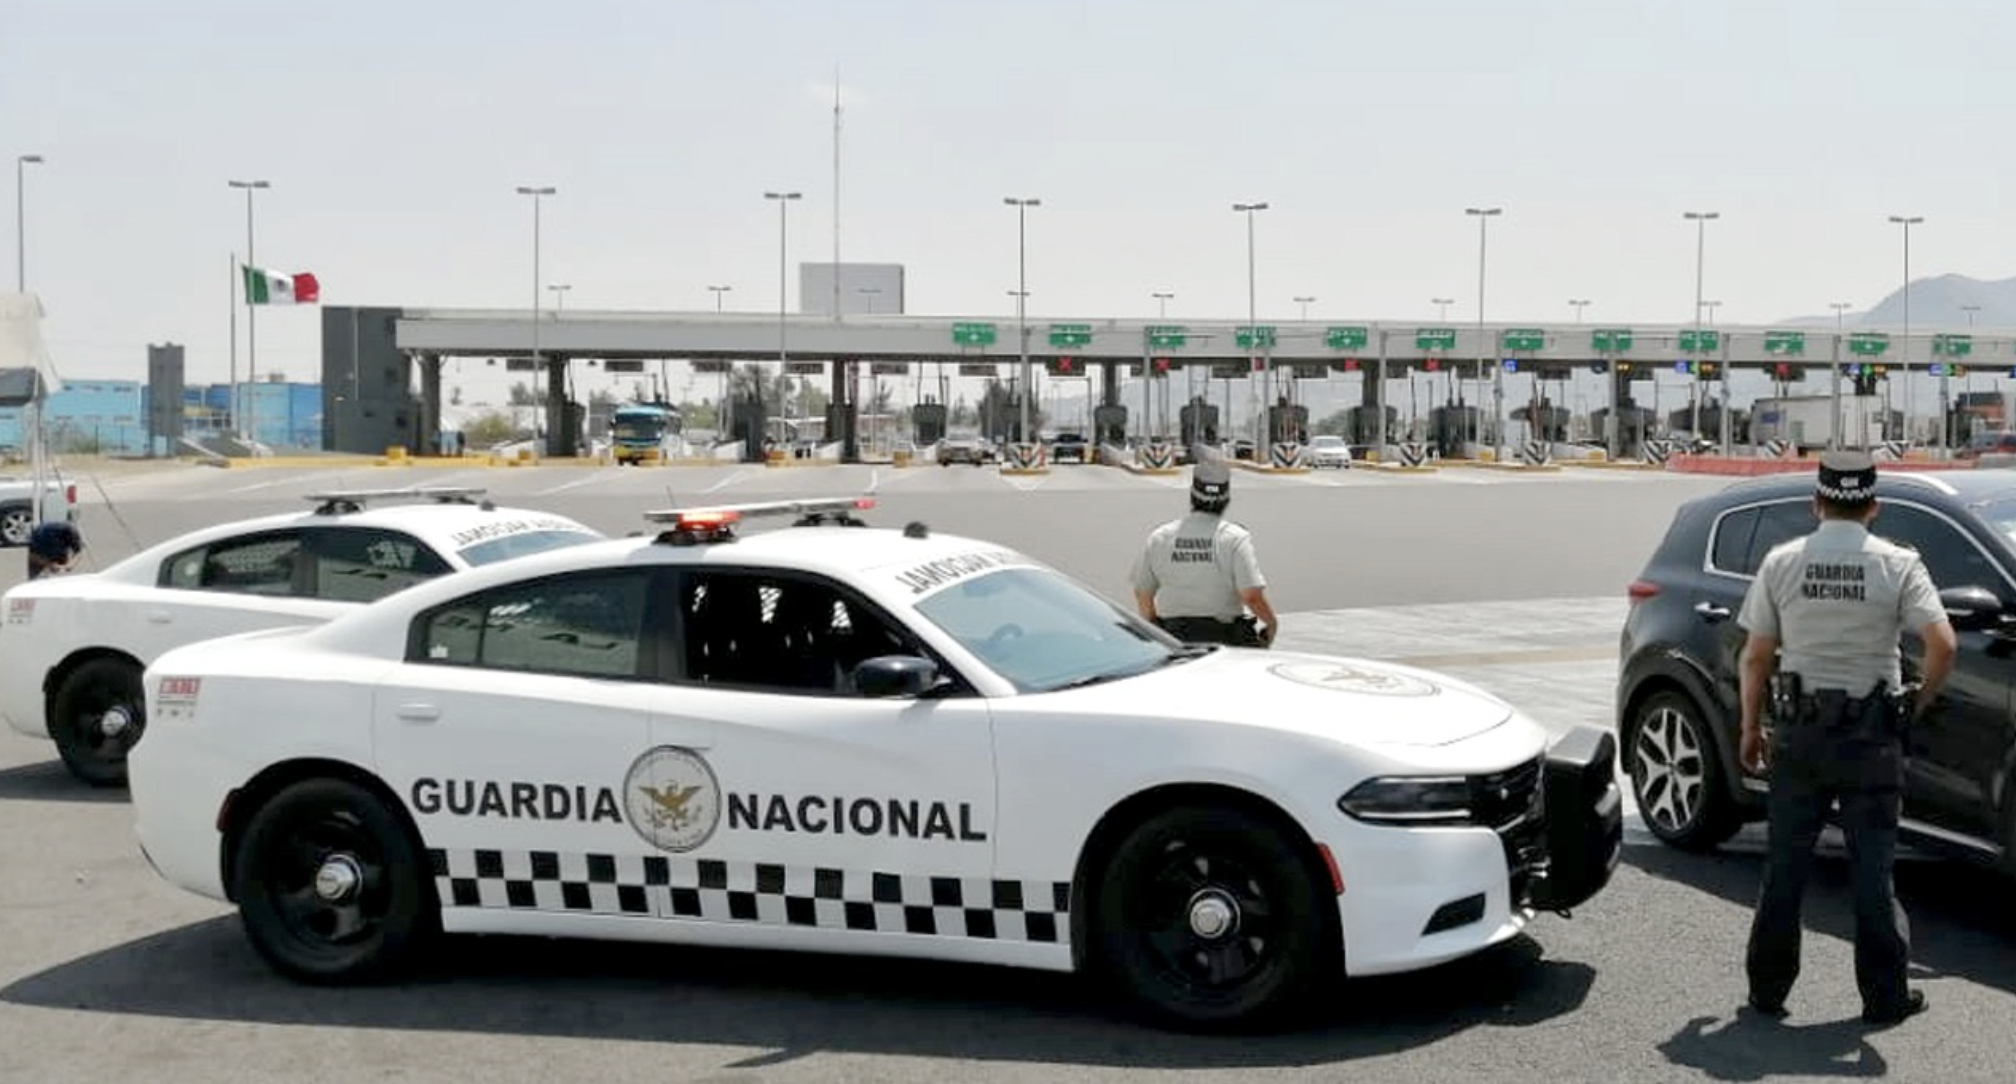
[1668,399,1748,443]
[1591,404,1655,458]
[1266,402,1309,446]
[1180,397,1220,447]
[731,393,767,462]
[1516,400,1570,442]
[1430,404,1481,459]
[913,401,948,446]
[1092,404,1128,447]
[1343,405,1397,447]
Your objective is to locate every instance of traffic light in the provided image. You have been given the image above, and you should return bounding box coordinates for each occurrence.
[1852,364,1879,396]
[1501,359,1519,373]
[1340,358,1360,372]
[1423,358,1441,372]
[1591,359,1609,375]
[1617,360,1632,374]
[1152,356,1172,374]
[1045,356,1078,376]
[1700,362,1717,378]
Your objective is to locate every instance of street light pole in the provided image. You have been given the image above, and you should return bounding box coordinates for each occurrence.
[707,284,732,311]
[1569,298,1591,323]
[1830,301,1855,449]
[547,283,572,313]
[1466,207,1503,459]
[1683,210,1719,445]
[1234,202,1270,446]
[1005,197,1041,443]
[1887,215,1925,447]
[1152,291,1173,319]
[228,179,272,442]
[1433,297,1454,323]
[15,154,44,292]
[514,185,556,444]
[765,191,802,435]
[1294,295,1315,321]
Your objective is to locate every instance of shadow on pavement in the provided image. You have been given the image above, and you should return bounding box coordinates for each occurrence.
[0,758,126,804]
[1658,1011,1888,1081]
[1626,837,2016,1000]
[2,919,1594,1067]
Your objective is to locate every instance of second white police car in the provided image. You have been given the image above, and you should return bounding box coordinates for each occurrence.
[1,487,601,785]
[132,497,1621,1029]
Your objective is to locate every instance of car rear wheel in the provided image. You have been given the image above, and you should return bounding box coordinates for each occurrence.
[234,778,435,983]
[1628,689,1742,851]
[0,504,31,547]
[51,658,146,787]
[1094,806,1331,1030]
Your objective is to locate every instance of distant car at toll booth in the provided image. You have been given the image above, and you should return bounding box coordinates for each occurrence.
[132,495,1621,1030]
[1305,435,1353,469]
[0,487,602,786]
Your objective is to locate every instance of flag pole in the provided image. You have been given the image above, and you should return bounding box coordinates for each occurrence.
[228,251,238,438]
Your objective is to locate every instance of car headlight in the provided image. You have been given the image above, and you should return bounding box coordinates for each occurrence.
[1337,776,1474,826]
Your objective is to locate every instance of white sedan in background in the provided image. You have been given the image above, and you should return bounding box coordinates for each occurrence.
[0,487,601,785]
[1306,435,1354,469]
[131,495,1620,1030]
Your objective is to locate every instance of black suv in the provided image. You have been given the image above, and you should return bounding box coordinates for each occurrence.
[1048,431,1090,464]
[1619,469,2016,871]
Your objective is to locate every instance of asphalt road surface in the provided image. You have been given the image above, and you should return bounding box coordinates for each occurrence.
[2,458,2012,1084]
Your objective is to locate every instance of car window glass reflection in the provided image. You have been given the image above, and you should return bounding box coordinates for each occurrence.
[415,572,646,679]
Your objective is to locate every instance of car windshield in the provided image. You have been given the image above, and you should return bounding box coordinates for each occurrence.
[1311,436,1345,447]
[1965,496,2016,553]
[456,528,601,567]
[912,567,1186,692]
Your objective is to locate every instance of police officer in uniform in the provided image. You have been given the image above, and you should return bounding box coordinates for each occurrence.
[1130,458,1279,647]
[1735,450,1955,1026]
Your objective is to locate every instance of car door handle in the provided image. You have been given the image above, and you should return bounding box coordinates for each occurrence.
[143,609,173,624]
[1693,601,1732,622]
[394,703,441,723]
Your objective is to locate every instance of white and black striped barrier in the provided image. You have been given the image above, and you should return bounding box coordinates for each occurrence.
[1643,439,1675,465]
[1002,442,1047,471]
[1269,442,1306,469]
[1137,442,1176,470]
[1398,441,1429,468]
[1519,439,1553,467]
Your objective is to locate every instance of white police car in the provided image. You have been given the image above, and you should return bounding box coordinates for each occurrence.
[1,487,601,786]
[130,497,1619,1029]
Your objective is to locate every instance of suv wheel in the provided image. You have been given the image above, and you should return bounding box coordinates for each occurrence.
[1628,689,1741,851]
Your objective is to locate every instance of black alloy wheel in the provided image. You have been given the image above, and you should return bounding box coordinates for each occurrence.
[50,658,146,787]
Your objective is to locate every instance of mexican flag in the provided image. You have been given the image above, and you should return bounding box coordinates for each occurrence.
[243,266,320,305]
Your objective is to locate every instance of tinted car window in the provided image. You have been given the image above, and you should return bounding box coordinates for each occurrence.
[308,528,452,603]
[1876,503,2006,598]
[456,528,601,568]
[162,531,305,597]
[1709,508,1758,575]
[1708,500,1815,578]
[679,570,916,695]
[412,571,647,679]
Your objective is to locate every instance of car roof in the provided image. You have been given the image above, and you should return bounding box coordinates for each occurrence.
[1715,467,2016,506]
[104,493,600,576]
[304,513,1052,656]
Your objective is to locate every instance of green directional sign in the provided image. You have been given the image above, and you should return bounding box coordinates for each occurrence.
[1591,328,1634,353]
[1501,328,1546,352]
[1678,329,1721,353]
[1764,331,1807,356]
[1848,332,1891,357]
[1146,324,1188,349]
[1933,333,1974,357]
[1235,325,1277,349]
[1325,325,1370,350]
[1416,327,1458,350]
[952,321,996,346]
[1047,322,1093,348]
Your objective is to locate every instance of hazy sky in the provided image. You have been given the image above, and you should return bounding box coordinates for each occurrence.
[6,0,2012,390]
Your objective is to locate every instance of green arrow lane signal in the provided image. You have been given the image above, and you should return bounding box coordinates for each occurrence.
[1046,323,1093,347]
[1415,327,1457,350]
[1146,324,1188,348]
[1501,328,1545,352]
[1848,332,1890,357]
[952,322,997,346]
[1934,333,1973,357]
[1591,328,1634,353]
[1764,331,1806,356]
[1235,325,1277,349]
[1325,325,1369,350]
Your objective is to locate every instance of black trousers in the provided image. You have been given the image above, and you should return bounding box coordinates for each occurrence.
[1155,615,1263,647]
[1746,693,1911,1013]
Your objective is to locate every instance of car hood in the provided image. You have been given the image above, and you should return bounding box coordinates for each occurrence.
[1033,647,1515,748]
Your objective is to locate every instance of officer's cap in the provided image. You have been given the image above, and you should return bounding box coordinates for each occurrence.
[1191,458,1232,500]
[1816,450,1877,504]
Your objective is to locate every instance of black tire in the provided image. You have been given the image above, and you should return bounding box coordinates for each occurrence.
[1627,689,1743,851]
[50,658,145,788]
[0,503,31,548]
[233,777,436,983]
[1094,806,1334,1030]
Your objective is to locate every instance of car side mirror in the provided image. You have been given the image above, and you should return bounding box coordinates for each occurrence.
[1939,586,2006,632]
[852,655,940,698]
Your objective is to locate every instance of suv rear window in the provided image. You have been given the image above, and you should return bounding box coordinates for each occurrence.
[1709,500,1815,577]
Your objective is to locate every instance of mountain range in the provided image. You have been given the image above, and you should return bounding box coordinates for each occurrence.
[1781,274,2016,330]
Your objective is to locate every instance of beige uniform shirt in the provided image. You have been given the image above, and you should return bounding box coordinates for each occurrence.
[1737,519,1946,696]
[1130,511,1266,621]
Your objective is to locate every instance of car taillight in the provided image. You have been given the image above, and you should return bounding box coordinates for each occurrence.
[1627,580,1661,603]
[65,484,76,505]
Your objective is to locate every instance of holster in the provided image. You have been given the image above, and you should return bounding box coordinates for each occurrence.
[1767,671,1806,728]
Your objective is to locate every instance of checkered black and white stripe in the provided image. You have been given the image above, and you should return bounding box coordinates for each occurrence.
[428,849,1073,944]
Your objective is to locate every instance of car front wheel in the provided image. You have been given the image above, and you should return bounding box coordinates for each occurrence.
[0,504,32,547]
[51,658,146,787]
[234,778,436,983]
[1094,806,1332,1029]
[1628,689,1742,851]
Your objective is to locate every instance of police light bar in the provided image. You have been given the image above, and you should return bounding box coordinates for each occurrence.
[641,496,875,527]
[305,486,490,514]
